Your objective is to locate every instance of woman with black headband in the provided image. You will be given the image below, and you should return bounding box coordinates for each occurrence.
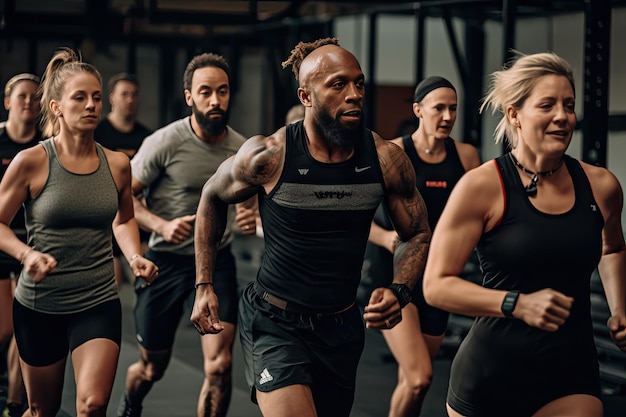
[365,75,480,416]
[423,52,626,416]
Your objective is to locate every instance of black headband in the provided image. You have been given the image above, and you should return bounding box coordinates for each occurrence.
[413,76,455,103]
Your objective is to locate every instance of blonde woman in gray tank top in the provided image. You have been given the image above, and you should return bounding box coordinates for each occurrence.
[0,48,158,417]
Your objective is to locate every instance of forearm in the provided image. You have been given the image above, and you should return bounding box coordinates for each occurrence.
[195,194,228,284]
[426,275,506,317]
[369,221,393,249]
[132,195,166,235]
[598,250,626,316]
[392,233,429,290]
[113,219,143,262]
[0,224,30,262]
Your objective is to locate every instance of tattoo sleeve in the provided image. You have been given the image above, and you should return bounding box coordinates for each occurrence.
[381,141,432,290]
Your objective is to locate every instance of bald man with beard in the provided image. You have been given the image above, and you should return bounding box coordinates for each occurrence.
[191,38,431,417]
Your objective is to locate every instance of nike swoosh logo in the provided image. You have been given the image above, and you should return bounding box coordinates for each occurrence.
[354,166,371,173]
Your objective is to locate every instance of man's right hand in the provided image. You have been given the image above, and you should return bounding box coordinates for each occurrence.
[190,285,223,335]
[160,214,196,244]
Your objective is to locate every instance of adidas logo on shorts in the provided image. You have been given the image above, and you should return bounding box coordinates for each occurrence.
[259,368,274,385]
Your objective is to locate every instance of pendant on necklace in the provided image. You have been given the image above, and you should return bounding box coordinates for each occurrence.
[525,175,538,196]
[508,152,563,197]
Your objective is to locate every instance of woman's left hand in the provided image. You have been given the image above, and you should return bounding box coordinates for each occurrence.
[129,255,159,285]
[22,249,57,282]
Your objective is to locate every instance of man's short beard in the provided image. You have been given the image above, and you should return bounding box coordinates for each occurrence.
[314,107,362,150]
[192,104,229,137]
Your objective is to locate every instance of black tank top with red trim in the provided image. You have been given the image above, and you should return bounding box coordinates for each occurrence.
[402,135,466,231]
[448,154,604,414]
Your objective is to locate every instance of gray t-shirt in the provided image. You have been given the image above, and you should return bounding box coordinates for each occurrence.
[131,116,246,256]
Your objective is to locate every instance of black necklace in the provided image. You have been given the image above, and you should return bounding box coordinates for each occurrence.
[508,152,564,196]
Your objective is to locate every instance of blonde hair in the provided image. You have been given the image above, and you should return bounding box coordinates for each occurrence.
[39,47,102,137]
[480,51,575,148]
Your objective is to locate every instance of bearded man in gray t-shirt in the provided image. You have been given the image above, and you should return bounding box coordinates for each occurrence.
[117,52,257,417]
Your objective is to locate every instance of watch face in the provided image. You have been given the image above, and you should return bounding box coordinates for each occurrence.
[390,284,411,306]
[399,286,410,302]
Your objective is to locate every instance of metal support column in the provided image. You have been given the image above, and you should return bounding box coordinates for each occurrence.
[158,43,177,125]
[366,12,378,130]
[442,8,470,87]
[463,16,485,149]
[582,0,611,167]
[501,0,516,153]
[414,5,426,86]
[502,0,516,66]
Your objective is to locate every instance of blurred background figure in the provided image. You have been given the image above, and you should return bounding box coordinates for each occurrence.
[285,103,305,125]
[95,72,152,289]
[0,72,42,417]
[96,72,151,158]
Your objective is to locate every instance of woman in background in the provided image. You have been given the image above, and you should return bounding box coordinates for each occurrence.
[0,72,43,417]
[366,76,480,416]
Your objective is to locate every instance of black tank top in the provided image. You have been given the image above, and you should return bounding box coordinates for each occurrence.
[402,135,466,231]
[448,154,605,409]
[0,122,43,237]
[474,154,603,343]
[258,121,385,311]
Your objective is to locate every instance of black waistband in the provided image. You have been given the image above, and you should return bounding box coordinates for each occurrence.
[252,282,353,316]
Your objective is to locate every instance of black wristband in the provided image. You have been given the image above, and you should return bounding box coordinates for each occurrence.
[194,281,214,289]
[501,290,520,318]
[388,283,412,309]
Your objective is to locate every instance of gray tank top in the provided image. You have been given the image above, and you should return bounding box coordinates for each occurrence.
[15,138,119,313]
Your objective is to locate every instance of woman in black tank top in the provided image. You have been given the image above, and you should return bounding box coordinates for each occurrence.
[423,52,626,417]
[365,76,480,416]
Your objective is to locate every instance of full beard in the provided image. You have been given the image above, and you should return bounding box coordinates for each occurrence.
[313,107,363,150]
[192,104,230,137]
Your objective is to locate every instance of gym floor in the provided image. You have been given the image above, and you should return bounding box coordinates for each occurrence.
[2,232,625,416]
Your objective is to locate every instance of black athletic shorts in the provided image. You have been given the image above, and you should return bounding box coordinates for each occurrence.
[134,245,237,350]
[238,282,365,417]
[0,232,27,279]
[411,276,450,336]
[447,321,602,416]
[13,298,122,366]
[0,251,21,280]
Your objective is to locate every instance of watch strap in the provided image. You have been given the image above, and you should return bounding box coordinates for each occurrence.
[388,283,411,308]
[501,290,520,318]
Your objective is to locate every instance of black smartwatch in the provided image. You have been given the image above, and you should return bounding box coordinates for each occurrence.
[388,283,412,308]
[501,290,520,318]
